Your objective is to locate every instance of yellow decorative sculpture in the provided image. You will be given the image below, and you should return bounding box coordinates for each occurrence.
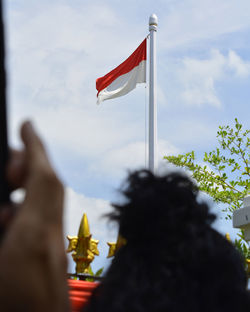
[66,213,99,274]
[107,234,127,258]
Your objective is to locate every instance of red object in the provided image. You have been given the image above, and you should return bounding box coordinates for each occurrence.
[68,279,99,312]
[96,39,147,96]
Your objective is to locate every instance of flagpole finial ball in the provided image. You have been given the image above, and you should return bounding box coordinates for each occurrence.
[149,14,158,31]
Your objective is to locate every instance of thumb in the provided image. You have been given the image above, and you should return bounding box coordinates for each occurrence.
[21,121,51,172]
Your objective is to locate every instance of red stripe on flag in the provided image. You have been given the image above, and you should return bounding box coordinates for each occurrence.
[96,38,147,96]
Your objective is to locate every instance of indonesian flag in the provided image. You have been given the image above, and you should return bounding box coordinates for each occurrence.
[96,39,147,104]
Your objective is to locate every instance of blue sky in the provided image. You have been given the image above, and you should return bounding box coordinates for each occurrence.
[4,0,250,272]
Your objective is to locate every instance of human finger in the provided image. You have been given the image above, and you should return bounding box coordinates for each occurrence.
[20,121,51,173]
[20,121,64,223]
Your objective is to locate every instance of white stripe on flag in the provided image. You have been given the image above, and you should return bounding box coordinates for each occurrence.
[97,60,146,104]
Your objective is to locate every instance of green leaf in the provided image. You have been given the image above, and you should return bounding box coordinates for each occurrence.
[95,267,104,277]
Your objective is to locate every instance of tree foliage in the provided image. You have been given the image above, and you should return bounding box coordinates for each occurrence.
[164,118,250,218]
[165,118,250,268]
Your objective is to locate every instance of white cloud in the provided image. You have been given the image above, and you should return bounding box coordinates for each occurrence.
[160,0,250,50]
[89,139,179,179]
[178,49,250,107]
[228,50,250,77]
[7,3,119,110]
[179,50,225,107]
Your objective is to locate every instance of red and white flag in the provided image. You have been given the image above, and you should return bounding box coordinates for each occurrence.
[96,39,147,104]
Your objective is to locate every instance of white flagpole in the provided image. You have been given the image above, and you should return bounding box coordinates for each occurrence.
[148,14,158,173]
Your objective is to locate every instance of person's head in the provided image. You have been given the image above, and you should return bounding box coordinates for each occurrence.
[84,170,250,312]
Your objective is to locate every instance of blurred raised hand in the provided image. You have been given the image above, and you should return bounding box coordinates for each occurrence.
[0,121,69,312]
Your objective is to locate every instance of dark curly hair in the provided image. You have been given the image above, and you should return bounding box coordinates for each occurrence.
[83,170,250,312]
